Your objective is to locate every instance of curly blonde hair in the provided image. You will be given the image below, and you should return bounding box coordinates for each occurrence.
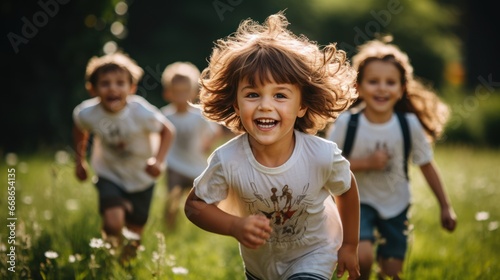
[352,38,450,141]
[85,52,144,90]
[199,12,357,134]
[161,61,200,92]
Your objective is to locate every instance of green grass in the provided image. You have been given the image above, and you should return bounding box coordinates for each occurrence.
[0,145,499,279]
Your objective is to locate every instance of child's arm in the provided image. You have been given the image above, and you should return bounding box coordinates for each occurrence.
[73,125,89,181]
[184,189,272,249]
[145,121,175,177]
[335,172,361,280]
[419,161,457,232]
[348,149,389,172]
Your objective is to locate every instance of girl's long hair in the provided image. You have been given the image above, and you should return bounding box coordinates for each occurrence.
[353,39,449,141]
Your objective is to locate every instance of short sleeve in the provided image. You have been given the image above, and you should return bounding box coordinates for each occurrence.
[407,114,433,166]
[193,150,229,204]
[324,143,352,196]
[327,112,350,150]
[133,98,169,133]
[72,103,88,131]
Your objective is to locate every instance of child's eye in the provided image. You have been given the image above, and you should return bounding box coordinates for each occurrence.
[275,93,286,99]
[386,80,397,86]
[246,92,259,98]
[100,80,110,87]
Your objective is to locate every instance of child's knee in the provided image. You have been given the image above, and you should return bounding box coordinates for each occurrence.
[358,241,375,265]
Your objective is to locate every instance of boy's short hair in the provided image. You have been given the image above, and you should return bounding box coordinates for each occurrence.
[161,62,201,93]
[85,52,144,89]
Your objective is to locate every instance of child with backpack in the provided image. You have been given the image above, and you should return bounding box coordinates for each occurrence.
[327,38,457,280]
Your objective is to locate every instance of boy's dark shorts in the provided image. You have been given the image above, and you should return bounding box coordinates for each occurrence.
[359,204,410,260]
[166,168,195,191]
[95,177,154,226]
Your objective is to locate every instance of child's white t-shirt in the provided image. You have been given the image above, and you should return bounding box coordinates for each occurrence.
[328,112,433,219]
[194,131,351,279]
[73,95,168,192]
[161,104,219,179]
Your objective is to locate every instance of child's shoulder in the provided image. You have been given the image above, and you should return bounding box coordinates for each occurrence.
[128,95,154,107]
[74,97,101,114]
[160,103,176,116]
[128,95,162,112]
[298,131,340,154]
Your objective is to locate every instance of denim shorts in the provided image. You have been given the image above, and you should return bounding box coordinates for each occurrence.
[359,204,409,259]
[95,177,155,226]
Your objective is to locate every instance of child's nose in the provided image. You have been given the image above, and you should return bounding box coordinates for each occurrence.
[258,96,273,111]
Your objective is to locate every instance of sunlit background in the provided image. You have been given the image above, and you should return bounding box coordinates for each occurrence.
[1,1,499,279]
[1,0,499,152]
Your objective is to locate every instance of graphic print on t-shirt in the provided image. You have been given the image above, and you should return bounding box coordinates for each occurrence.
[100,122,130,158]
[242,182,313,243]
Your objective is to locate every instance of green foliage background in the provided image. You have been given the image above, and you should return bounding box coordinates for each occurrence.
[3,0,499,153]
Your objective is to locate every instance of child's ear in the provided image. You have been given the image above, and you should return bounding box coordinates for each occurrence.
[162,89,170,101]
[86,83,96,97]
[233,103,240,116]
[298,106,307,118]
[129,84,138,95]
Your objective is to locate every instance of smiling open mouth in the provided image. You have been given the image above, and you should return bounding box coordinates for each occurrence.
[374,96,389,102]
[255,118,278,129]
[106,96,121,102]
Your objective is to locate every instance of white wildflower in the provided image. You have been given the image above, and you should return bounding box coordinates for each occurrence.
[475,211,490,221]
[22,196,33,205]
[172,266,189,275]
[5,153,18,166]
[65,199,79,211]
[55,150,70,165]
[488,221,499,231]
[45,251,59,259]
[89,238,105,249]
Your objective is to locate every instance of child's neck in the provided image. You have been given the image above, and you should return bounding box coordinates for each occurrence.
[174,102,189,113]
[248,133,295,168]
[363,108,394,124]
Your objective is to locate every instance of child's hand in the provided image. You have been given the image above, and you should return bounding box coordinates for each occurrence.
[336,243,360,279]
[230,214,272,249]
[441,206,457,232]
[75,161,88,181]
[145,157,162,177]
[368,149,389,170]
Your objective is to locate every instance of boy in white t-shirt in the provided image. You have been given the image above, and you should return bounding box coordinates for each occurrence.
[73,52,175,263]
[160,61,222,230]
[184,13,361,280]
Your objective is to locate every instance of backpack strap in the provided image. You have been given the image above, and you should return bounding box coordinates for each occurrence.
[343,111,412,179]
[342,112,360,158]
[395,112,411,179]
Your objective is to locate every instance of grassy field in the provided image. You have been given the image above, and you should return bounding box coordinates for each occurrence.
[0,144,499,279]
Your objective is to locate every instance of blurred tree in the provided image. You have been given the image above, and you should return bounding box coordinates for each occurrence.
[1,0,471,152]
[1,0,119,153]
[461,0,500,89]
